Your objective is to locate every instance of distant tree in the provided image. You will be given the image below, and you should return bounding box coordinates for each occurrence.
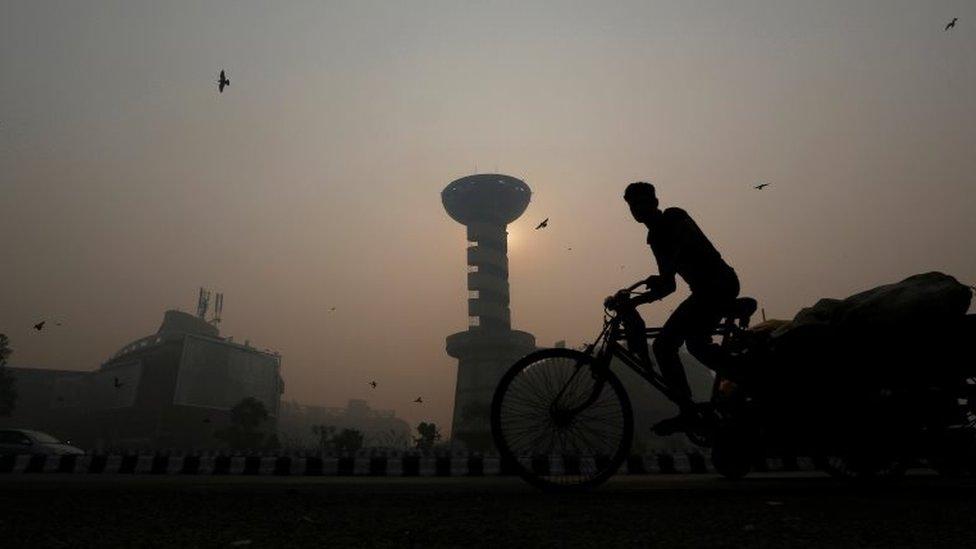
[332,428,364,453]
[368,428,410,449]
[414,422,441,452]
[0,334,17,417]
[215,397,271,450]
[311,424,336,451]
[230,397,270,430]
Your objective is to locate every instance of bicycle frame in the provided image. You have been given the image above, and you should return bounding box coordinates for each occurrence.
[568,296,745,416]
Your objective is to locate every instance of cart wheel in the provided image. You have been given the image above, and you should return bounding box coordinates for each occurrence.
[710,429,752,479]
[930,376,976,476]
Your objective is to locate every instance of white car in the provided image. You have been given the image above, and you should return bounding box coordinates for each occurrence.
[0,429,85,456]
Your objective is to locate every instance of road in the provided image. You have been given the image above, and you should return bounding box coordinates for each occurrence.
[2,473,975,548]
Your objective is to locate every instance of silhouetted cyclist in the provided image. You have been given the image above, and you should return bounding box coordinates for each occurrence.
[611,182,740,435]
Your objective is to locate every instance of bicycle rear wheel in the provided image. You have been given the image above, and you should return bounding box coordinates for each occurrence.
[490,348,633,492]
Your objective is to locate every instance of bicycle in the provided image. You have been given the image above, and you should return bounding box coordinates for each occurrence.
[489,279,757,492]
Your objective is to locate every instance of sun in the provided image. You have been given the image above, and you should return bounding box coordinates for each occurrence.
[506,226,523,252]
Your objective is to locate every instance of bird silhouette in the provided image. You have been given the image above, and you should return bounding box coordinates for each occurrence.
[414,397,423,403]
[535,218,549,230]
[113,377,123,389]
[369,381,377,389]
[946,17,957,31]
[329,307,336,312]
[33,321,46,331]
[754,183,770,190]
[217,70,230,93]
[567,247,573,251]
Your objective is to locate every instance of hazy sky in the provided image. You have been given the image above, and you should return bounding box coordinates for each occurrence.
[2,1,974,432]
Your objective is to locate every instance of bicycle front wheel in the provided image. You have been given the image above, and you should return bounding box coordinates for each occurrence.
[490,348,634,492]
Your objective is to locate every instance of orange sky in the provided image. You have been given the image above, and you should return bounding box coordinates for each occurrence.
[2,1,974,432]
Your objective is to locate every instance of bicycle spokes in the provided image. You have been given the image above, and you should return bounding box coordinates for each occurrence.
[498,356,626,459]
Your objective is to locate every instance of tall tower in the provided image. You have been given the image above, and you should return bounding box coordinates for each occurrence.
[442,174,536,450]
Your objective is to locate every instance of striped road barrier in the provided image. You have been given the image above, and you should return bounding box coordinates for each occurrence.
[0,453,819,476]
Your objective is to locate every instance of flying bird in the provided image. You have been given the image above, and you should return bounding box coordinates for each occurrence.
[946,17,958,31]
[113,377,123,389]
[369,381,377,389]
[414,397,423,403]
[329,307,336,312]
[217,70,230,93]
[567,247,573,251]
[754,183,770,190]
[535,218,549,230]
[33,321,46,331]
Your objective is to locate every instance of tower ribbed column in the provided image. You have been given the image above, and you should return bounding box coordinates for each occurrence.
[466,223,510,331]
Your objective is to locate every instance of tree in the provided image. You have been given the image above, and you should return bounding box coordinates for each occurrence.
[310,425,364,453]
[312,425,335,451]
[215,397,272,450]
[311,424,336,451]
[0,334,17,417]
[332,429,364,453]
[414,422,441,452]
[230,397,270,431]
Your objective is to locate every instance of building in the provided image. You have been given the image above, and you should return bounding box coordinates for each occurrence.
[1,308,283,451]
[441,174,537,450]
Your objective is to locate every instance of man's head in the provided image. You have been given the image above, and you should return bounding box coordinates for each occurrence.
[624,181,659,223]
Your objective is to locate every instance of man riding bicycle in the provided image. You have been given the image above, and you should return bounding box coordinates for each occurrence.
[609,181,740,435]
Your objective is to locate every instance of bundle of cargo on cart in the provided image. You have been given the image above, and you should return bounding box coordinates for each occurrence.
[714,271,976,479]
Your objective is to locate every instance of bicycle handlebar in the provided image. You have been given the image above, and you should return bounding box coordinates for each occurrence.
[625,279,647,292]
[604,280,649,312]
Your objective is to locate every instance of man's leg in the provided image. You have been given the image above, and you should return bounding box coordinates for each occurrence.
[684,316,726,372]
[652,297,724,436]
[685,290,740,379]
[652,299,696,406]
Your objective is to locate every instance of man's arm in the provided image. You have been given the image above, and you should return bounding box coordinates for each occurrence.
[627,252,676,307]
[632,211,693,305]
[643,272,677,302]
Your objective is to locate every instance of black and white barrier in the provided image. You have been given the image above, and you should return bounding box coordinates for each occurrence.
[0,452,818,476]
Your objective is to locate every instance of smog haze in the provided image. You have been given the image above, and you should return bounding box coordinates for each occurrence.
[2,0,975,431]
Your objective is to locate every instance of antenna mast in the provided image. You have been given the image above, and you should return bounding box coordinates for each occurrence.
[196,287,211,319]
[212,292,223,325]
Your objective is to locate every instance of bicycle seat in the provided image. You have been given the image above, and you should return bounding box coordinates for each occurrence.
[723,297,758,327]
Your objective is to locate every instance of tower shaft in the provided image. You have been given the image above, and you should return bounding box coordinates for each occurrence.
[466,222,511,331]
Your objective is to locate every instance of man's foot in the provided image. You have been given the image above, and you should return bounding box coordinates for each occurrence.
[652,411,699,436]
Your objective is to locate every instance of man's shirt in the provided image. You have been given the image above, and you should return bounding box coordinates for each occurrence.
[647,207,737,295]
